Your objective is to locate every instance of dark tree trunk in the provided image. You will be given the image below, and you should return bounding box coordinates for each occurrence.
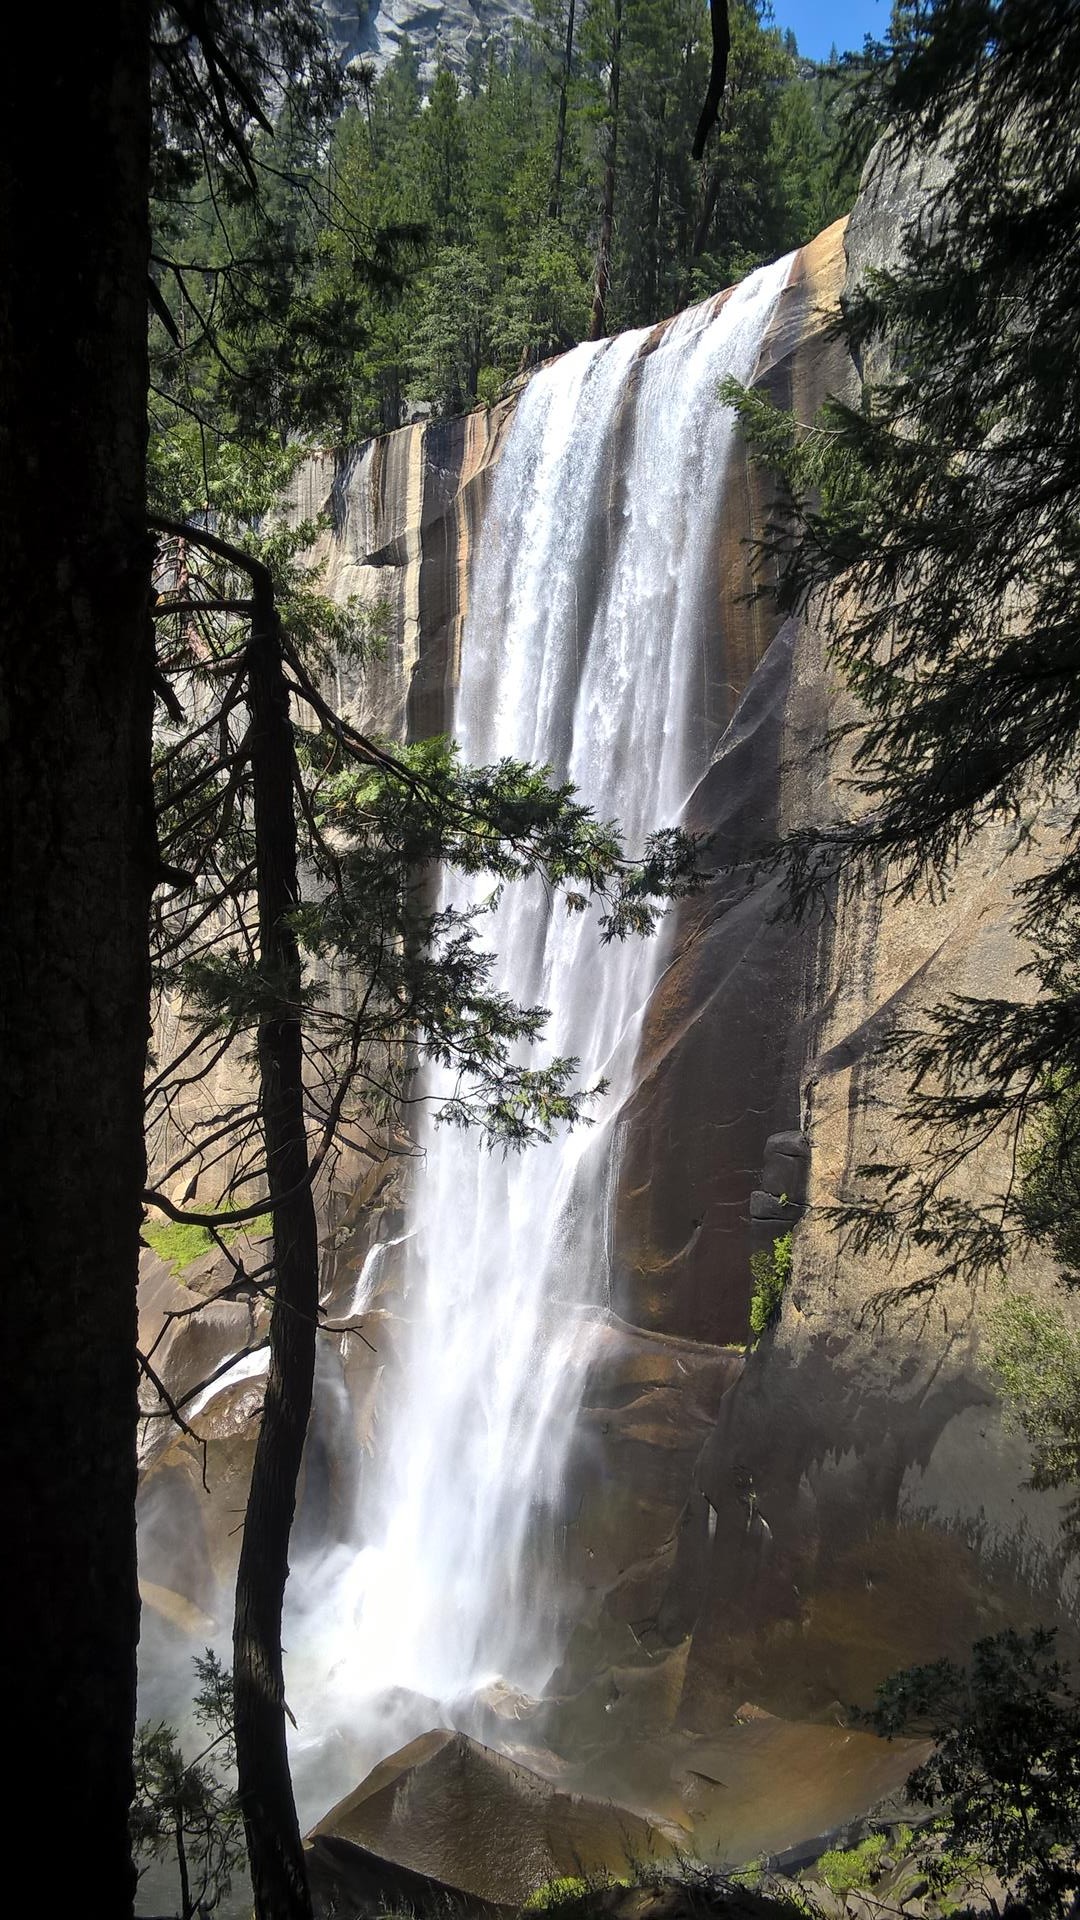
[588,0,623,341]
[176,1806,193,1920]
[692,161,723,258]
[691,0,730,257]
[0,5,153,1914]
[692,0,731,159]
[233,571,319,1920]
[650,142,663,315]
[549,0,577,221]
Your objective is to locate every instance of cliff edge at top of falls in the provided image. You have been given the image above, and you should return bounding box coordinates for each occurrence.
[138,155,1079,1885]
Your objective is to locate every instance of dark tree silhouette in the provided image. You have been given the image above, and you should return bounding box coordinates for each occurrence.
[2,5,154,1911]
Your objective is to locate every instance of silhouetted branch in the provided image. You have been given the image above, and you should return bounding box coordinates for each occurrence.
[692,0,730,159]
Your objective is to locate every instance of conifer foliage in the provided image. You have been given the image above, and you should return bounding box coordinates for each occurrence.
[4,3,853,1914]
[727,0,1080,1283]
[279,2,863,425]
[146,502,702,1918]
[865,1630,1080,1917]
[143,10,725,1915]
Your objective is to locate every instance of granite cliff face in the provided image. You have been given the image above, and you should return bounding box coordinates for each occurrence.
[138,156,1079,1883]
[321,0,532,81]
[616,159,1080,1753]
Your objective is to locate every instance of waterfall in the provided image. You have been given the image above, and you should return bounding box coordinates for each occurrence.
[288,254,793,1816]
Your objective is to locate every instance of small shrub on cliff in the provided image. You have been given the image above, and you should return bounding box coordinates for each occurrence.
[987,1288,1080,1553]
[749,1230,793,1337]
[978,1077,1080,1553]
[1016,1073,1080,1280]
[524,1876,593,1909]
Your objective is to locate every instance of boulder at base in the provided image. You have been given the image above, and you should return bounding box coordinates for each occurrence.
[671,1712,929,1866]
[308,1729,678,1903]
[305,1833,512,1920]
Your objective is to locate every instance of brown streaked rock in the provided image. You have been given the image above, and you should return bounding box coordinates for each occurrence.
[306,1832,512,1920]
[612,624,821,1347]
[137,1371,265,1615]
[562,1316,742,1627]
[671,1714,927,1867]
[610,217,850,1356]
[309,1729,679,1904]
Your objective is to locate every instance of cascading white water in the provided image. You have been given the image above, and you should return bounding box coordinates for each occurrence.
[288,254,793,1815]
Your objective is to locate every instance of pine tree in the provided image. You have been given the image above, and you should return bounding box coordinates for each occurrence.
[532,0,580,218]
[146,505,703,1919]
[863,1631,1080,1916]
[585,0,624,339]
[3,3,366,1909]
[131,1653,245,1920]
[422,63,472,245]
[688,0,793,280]
[725,0,1080,1283]
[3,10,152,1912]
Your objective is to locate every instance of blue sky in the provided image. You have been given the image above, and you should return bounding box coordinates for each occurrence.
[768,0,891,61]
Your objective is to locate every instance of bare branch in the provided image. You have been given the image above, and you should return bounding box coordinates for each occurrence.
[137,1347,210,1489]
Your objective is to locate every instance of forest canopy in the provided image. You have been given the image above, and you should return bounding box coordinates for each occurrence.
[18,4,1079,1920]
[149,0,865,452]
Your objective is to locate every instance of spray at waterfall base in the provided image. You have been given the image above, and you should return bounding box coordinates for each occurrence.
[272,258,796,1826]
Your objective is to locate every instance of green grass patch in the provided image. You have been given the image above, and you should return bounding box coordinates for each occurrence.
[731,1856,766,1890]
[813,1833,888,1896]
[143,1208,272,1274]
[523,1879,592,1910]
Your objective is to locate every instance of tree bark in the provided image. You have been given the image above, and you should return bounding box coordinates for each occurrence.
[692,0,731,159]
[176,1804,193,1920]
[692,160,723,258]
[690,0,730,257]
[650,141,663,315]
[0,5,153,1914]
[588,0,623,341]
[233,569,319,1920]
[549,0,577,222]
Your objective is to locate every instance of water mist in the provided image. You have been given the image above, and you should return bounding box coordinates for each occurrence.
[286,255,794,1822]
